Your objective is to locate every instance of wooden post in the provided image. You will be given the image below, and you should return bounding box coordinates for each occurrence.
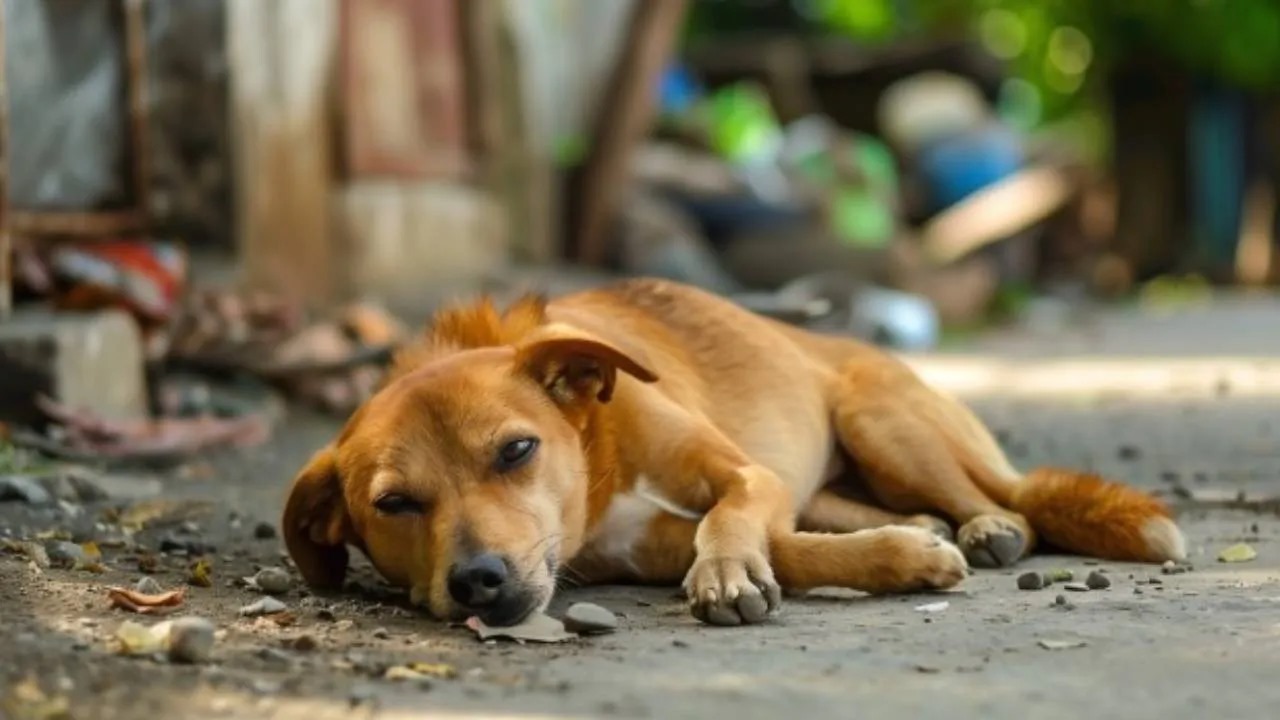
[0,0,9,320]
[228,0,339,307]
[573,0,689,266]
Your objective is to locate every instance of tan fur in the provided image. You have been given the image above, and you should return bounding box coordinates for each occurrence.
[283,279,1184,627]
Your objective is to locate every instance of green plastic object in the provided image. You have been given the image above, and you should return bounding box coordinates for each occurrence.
[704,83,782,162]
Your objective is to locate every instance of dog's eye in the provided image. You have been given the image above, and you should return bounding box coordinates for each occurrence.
[494,437,539,472]
[373,493,425,516]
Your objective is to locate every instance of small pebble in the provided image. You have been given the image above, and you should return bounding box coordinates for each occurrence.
[1116,445,1141,461]
[254,522,278,540]
[250,567,293,595]
[563,602,618,635]
[1085,571,1111,590]
[1063,582,1090,592]
[239,597,288,617]
[290,635,319,652]
[1016,572,1044,591]
[373,627,390,640]
[168,616,217,664]
[1147,577,1163,585]
[1054,594,1068,606]
[134,576,164,595]
[1133,587,1144,595]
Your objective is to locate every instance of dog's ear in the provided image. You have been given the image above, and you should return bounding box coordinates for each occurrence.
[516,325,658,406]
[282,446,351,590]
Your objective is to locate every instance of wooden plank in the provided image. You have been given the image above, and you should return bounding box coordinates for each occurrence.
[573,0,689,265]
[340,0,468,179]
[123,0,151,218]
[334,181,508,306]
[460,0,554,262]
[228,0,339,307]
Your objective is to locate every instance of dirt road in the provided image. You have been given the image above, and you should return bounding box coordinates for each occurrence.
[3,296,1280,720]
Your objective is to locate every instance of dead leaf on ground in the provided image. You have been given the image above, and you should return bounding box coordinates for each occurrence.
[107,586,186,615]
[1218,543,1257,563]
[384,663,457,682]
[463,612,574,644]
[187,558,213,587]
[268,611,298,627]
[114,620,171,656]
[2,676,72,720]
[74,542,104,573]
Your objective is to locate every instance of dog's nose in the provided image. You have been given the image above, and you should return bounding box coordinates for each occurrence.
[447,552,509,608]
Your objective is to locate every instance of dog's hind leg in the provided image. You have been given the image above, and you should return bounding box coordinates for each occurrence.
[799,489,952,541]
[827,358,1035,568]
[769,527,968,593]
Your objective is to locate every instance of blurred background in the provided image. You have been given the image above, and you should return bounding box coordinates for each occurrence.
[0,0,1278,450]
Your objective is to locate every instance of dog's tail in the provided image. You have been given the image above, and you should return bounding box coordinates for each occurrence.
[1002,468,1185,563]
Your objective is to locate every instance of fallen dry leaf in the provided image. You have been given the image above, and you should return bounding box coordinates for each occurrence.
[267,611,298,627]
[187,558,213,588]
[1218,543,1257,563]
[115,620,171,656]
[107,586,186,615]
[464,612,574,644]
[384,663,457,683]
[74,542,104,573]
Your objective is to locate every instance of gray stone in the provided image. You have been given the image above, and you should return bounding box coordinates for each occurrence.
[1063,582,1090,592]
[0,309,147,427]
[167,616,216,664]
[0,475,52,504]
[1085,571,1111,590]
[563,602,618,635]
[135,576,164,595]
[253,522,278,540]
[45,541,87,568]
[250,567,293,595]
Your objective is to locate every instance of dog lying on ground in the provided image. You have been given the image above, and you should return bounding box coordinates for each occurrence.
[283,279,1185,626]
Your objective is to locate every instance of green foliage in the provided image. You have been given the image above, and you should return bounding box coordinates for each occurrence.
[685,0,1280,127]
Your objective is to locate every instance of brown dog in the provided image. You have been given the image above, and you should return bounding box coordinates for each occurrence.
[283,279,1185,626]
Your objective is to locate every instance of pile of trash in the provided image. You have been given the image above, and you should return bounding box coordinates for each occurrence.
[6,238,407,465]
[614,62,1082,350]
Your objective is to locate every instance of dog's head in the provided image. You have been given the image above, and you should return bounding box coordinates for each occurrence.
[282,321,657,625]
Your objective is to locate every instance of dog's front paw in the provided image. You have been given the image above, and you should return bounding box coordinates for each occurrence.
[863,526,969,594]
[683,553,781,626]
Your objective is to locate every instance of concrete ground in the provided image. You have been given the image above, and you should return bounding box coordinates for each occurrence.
[4,293,1280,720]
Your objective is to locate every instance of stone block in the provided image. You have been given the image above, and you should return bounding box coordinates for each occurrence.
[0,309,148,428]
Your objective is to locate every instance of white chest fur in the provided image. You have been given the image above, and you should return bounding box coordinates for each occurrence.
[587,476,703,567]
